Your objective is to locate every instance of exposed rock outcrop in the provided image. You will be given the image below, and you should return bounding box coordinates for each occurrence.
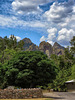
[22,38,65,57]
[39,41,53,57]
[53,42,64,56]
[23,38,39,51]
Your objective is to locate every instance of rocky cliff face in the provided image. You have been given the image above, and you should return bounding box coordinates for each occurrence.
[23,38,39,51]
[53,42,64,56]
[23,38,64,57]
[39,41,53,57]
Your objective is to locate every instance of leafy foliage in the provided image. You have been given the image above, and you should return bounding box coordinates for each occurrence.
[0,35,24,64]
[70,36,75,55]
[3,51,57,88]
[70,64,75,79]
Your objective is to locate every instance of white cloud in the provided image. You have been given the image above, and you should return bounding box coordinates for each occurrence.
[48,33,56,40]
[44,2,65,22]
[40,36,46,42]
[57,28,75,45]
[12,0,50,14]
[47,28,57,44]
[47,28,57,34]
[44,0,75,25]
[57,35,65,41]
[73,6,75,12]
[0,15,46,28]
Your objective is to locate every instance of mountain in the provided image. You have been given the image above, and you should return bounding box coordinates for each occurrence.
[39,41,53,57]
[23,38,39,51]
[22,38,65,57]
[0,36,2,39]
[53,42,64,56]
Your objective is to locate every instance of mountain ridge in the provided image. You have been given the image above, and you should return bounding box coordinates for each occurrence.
[22,38,65,57]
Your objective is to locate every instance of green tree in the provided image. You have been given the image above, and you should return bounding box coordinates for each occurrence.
[0,63,5,88]
[17,40,24,50]
[50,52,73,91]
[3,51,57,88]
[71,64,75,79]
[50,54,59,67]
[53,68,71,91]
[0,49,17,63]
[8,35,17,49]
[70,36,75,55]
[0,35,24,64]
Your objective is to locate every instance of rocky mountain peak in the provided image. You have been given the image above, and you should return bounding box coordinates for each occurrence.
[22,38,65,57]
[53,42,64,55]
[39,41,53,57]
[53,42,64,49]
[23,38,39,51]
[39,41,52,50]
[53,42,60,46]
[23,38,32,44]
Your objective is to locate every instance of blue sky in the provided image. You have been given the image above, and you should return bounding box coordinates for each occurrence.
[0,0,75,46]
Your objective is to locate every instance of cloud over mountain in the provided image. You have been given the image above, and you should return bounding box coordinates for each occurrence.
[41,0,75,46]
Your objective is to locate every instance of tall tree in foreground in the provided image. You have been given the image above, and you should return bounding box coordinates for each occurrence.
[0,35,24,64]
[3,51,57,88]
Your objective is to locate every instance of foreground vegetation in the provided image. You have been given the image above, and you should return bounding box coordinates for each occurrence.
[0,35,75,91]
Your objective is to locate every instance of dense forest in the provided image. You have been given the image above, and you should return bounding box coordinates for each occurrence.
[0,35,75,91]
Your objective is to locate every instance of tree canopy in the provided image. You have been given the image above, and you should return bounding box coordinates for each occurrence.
[70,36,75,55]
[3,51,57,88]
[71,64,75,79]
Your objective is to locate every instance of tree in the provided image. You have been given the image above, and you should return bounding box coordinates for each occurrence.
[53,68,71,91]
[8,35,17,49]
[17,40,24,50]
[50,53,73,91]
[0,49,17,63]
[71,64,75,79]
[50,54,59,67]
[0,35,24,64]
[0,63,5,88]
[70,36,75,55]
[3,51,57,88]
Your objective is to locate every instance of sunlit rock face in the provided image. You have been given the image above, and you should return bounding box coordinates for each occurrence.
[22,38,65,57]
[39,41,53,57]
